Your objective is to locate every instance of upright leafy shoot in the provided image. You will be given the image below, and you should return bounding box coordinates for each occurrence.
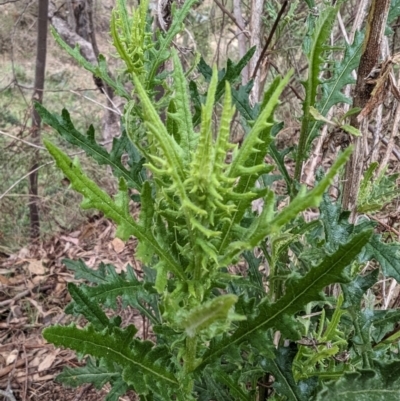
[38,1,400,400]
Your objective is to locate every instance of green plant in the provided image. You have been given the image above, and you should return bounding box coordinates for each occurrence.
[38,1,400,400]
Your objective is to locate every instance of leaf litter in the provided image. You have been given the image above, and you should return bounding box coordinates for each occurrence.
[0,216,142,401]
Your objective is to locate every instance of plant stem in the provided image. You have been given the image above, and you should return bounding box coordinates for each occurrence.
[184,336,198,373]
[294,115,310,187]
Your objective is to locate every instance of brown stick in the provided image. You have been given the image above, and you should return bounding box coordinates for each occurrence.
[28,0,49,241]
[251,0,288,81]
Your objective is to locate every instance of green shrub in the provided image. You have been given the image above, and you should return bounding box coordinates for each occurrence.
[38,1,400,399]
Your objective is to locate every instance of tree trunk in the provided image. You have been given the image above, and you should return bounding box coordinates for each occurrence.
[48,1,120,145]
[342,0,391,218]
[29,0,49,241]
[233,0,248,86]
[249,0,263,103]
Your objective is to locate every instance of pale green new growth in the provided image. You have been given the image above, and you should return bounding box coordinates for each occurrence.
[43,140,185,281]
[181,294,239,338]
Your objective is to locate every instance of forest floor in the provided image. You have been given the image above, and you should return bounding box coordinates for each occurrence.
[0,216,143,401]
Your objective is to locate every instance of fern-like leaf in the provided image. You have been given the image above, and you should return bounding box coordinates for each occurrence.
[295,4,339,179]
[146,0,198,87]
[50,28,130,98]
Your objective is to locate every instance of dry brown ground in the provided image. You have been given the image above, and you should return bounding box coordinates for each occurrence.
[0,216,142,401]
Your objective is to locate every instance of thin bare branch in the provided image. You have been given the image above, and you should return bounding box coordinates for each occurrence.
[69,90,122,115]
[213,0,250,39]
[251,0,288,81]
[0,0,21,5]
[0,130,47,150]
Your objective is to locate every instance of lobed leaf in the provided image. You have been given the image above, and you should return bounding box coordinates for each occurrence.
[50,28,130,98]
[198,229,372,368]
[306,30,364,150]
[43,324,180,397]
[35,103,144,190]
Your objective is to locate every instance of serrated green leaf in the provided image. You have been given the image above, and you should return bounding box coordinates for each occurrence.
[147,0,198,86]
[238,147,353,249]
[296,4,339,177]
[68,283,111,330]
[202,370,231,401]
[35,103,143,189]
[341,124,361,136]
[181,294,239,337]
[194,48,257,127]
[216,74,291,255]
[104,377,131,401]
[231,81,256,122]
[357,163,399,213]
[215,47,256,102]
[201,366,251,401]
[364,235,400,282]
[50,27,130,98]
[56,358,119,389]
[305,30,363,150]
[189,80,203,126]
[69,264,159,323]
[198,229,372,369]
[170,50,196,158]
[369,309,400,343]
[342,269,379,307]
[320,193,353,252]
[63,259,108,284]
[44,140,185,280]
[43,324,180,397]
[262,345,318,401]
[374,359,400,387]
[316,367,400,400]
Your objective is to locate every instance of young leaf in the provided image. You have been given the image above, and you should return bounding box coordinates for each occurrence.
[295,4,340,180]
[44,140,185,280]
[169,50,197,158]
[180,294,239,337]
[50,27,130,98]
[236,146,353,249]
[146,0,199,86]
[305,30,364,150]
[217,74,292,254]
